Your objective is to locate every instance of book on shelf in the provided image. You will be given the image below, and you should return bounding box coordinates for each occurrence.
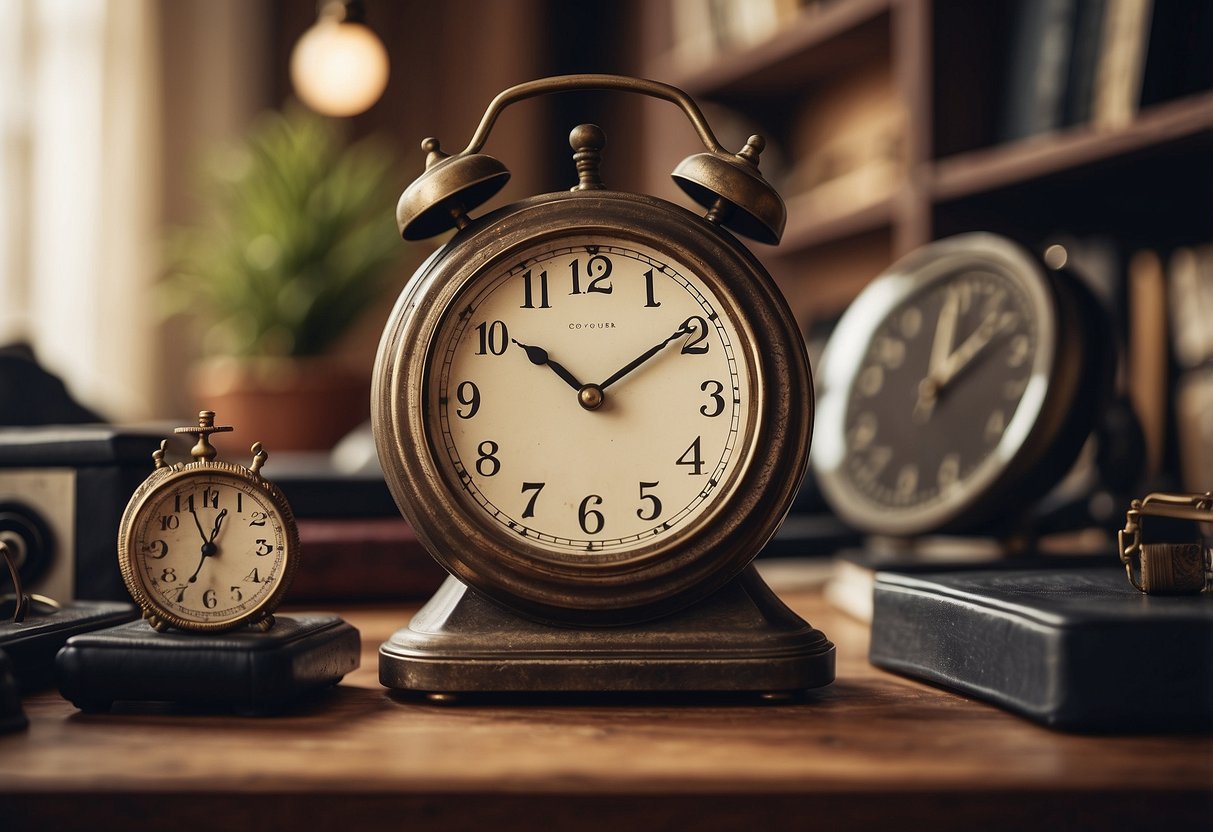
[1168,243,1213,491]
[998,0,1213,140]
[669,0,804,70]
[785,61,904,223]
[999,0,1080,141]
[1090,0,1154,129]
[1167,244,1213,371]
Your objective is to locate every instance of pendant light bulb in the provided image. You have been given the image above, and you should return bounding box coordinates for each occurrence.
[290,1,389,117]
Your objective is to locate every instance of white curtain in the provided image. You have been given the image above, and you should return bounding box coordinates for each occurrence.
[0,0,274,422]
[0,0,159,421]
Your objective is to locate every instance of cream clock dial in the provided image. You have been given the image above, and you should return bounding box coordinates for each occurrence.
[433,241,750,556]
[127,470,288,627]
[375,189,811,625]
[118,412,299,633]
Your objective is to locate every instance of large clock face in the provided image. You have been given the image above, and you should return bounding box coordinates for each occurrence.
[429,239,753,560]
[375,191,813,621]
[814,238,1063,536]
[126,470,290,627]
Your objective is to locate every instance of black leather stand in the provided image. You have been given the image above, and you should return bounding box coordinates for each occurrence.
[0,601,135,692]
[870,567,1213,732]
[56,613,360,715]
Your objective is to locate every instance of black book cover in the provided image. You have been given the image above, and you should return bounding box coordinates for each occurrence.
[870,568,1213,731]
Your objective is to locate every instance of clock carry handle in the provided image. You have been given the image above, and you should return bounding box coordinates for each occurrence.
[396,73,786,245]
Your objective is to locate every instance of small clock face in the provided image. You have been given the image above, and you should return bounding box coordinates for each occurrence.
[374,192,813,622]
[814,234,1074,536]
[432,240,751,558]
[124,468,291,628]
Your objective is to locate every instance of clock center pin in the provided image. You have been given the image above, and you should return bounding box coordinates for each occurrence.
[577,384,604,411]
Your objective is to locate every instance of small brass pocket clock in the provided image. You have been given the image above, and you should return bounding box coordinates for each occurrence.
[117,411,299,633]
[373,75,832,694]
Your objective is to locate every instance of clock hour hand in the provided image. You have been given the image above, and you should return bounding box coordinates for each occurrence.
[208,508,228,543]
[913,289,960,423]
[511,339,584,392]
[598,317,695,391]
[928,286,960,382]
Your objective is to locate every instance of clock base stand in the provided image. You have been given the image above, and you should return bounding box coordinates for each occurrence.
[55,612,360,715]
[379,566,835,695]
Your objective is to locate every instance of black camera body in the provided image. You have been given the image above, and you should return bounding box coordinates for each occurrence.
[0,427,166,602]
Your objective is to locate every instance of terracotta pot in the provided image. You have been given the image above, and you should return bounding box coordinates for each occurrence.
[190,357,370,451]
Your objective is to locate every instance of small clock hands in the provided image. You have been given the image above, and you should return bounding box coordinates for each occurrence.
[511,339,584,391]
[185,507,228,585]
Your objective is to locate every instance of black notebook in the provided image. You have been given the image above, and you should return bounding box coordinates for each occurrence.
[870,568,1213,732]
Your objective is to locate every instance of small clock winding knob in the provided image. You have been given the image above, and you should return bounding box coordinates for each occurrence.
[569,124,606,191]
[174,410,233,463]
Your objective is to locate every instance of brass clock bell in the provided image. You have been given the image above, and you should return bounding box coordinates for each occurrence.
[395,74,786,245]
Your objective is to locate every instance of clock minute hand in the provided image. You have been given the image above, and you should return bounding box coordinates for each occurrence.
[599,319,694,391]
[189,505,210,545]
[511,339,584,392]
[938,310,1014,388]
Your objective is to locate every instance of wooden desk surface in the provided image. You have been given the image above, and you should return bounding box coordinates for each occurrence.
[3,569,1211,832]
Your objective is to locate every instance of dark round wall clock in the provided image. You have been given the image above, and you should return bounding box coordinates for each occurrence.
[814,232,1110,538]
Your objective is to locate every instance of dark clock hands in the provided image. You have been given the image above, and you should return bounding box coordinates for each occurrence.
[512,339,584,392]
[185,507,228,585]
[512,317,700,412]
[599,317,696,391]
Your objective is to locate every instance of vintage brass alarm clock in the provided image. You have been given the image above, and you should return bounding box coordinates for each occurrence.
[814,233,1111,538]
[373,75,832,694]
[117,411,299,633]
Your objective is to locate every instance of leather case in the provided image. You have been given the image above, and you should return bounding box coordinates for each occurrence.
[0,601,134,691]
[870,567,1213,731]
[56,612,360,714]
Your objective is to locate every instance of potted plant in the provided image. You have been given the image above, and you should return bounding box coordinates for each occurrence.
[164,106,403,449]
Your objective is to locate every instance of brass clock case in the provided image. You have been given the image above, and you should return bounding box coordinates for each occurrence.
[373,189,812,625]
[117,459,300,633]
[813,232,1107,537]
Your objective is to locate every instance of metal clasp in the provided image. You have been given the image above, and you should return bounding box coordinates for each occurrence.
[1118,491,1213,594]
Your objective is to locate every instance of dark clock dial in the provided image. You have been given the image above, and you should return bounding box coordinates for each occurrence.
[812,233,1102,538]
[842,269,1038,511]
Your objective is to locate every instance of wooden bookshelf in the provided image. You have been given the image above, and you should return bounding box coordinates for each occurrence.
[636,0,1213,322]
[933,88,1213,201]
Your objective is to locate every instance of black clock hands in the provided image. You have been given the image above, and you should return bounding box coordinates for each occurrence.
[512,317,700,413]
[185,507,228,585]
[598,317,697,391]
[512,339,584,392]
